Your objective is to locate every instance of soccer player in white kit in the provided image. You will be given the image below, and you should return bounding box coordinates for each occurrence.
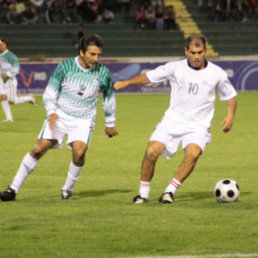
[0,38,37,122]
[0,34,118,201]
[114,35,237,204]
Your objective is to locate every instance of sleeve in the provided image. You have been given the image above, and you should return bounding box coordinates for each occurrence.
[6,53,20,78]
[101,70,116,127]
[146,62,175,83]
[217,70,237,101]
[43,63,65,117]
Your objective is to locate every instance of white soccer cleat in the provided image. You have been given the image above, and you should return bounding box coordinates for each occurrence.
[133,195,148,204]
[159,192,174,204]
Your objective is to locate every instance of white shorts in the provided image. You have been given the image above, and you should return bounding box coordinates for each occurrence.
[38,109,94,149]
[0,77,17,102]
[149,115,211,159]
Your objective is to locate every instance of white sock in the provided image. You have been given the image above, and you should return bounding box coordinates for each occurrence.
[62,162,83,191]
[139,181,151,199]
[164,178,182,195]
[11,153,38,193]
[15,96,32,104]
[1,100,13,120]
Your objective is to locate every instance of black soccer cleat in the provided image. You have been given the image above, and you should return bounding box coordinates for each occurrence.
[0,186,16,202]
[133,195,148,204]
[61,190,72,200]
[159,192,174,204]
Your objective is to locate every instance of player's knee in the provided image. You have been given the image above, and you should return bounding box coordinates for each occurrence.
[30,140,52,159]
[145,146,160,162]
[185,144,202,162]
[73,149,87,166]
[73,153,85,167]
[0,94,7,101]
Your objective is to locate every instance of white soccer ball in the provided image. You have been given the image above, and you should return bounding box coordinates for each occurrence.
[214,179,240,202]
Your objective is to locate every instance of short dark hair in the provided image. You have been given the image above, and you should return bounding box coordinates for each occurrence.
[185,35,206,50]
[0,38,9,47]
[78,34,104,54]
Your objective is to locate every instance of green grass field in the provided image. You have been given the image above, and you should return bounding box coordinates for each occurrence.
[0,92,257,258]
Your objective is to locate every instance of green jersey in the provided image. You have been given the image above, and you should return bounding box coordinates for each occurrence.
[0,49,20,79]
[43,57,116,126]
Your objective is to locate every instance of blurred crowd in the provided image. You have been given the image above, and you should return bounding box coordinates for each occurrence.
[199,0,258,22]
[0,0,133,24]
[135,0,176,30]
[0,0,256,25]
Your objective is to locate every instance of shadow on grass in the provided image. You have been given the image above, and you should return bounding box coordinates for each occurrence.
[176,191,251,202]
[76,189,132,198]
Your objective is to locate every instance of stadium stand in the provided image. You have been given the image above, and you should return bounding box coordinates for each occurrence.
[180,0,258,56]
[0,0,257,58]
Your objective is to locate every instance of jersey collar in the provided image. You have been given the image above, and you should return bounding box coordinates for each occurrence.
[75,56,91,72]
[0,49,8,56]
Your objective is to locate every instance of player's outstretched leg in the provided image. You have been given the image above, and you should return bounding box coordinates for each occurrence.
[159,144,202,204]
[1,99,13,122]
[133,141,165,204]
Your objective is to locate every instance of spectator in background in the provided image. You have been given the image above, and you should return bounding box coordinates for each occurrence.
[245,0,256,19]
[30,0,45,12]
[116,0,131,14]
[45,0,70,24]
[76,0,99,23]
[23,3,38,24]
[135,5,147,30]
[236,0,248,21]
[99,0,115,23]
[16,0,25,14]
[139,0,150,9]
[155,5,164,30]
[164,5,176,30]
[7,2,20,24]
[63,0,77,23]
[6,0,26,24]
[151,0,163,8]
[145,5,156,29]
[209,0,226,21]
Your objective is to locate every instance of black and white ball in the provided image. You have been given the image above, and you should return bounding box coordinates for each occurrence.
[214,179,240,202]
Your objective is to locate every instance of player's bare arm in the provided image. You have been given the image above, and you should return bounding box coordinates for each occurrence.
[105,127,119,137]
[48,113,59,129]
[220,96,237,133]
[114,73,150,90]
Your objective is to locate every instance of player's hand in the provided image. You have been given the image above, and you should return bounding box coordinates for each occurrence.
[48,113,59,129]
[220,114,234,133]
[105,127,118,138]
[114,81,128,90]
[1,73,9,83]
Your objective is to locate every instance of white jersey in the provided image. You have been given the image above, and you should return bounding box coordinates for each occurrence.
[146,59,237,130]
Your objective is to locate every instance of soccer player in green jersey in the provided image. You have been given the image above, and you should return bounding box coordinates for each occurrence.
[0,34,118,201]
[0,38,37,122]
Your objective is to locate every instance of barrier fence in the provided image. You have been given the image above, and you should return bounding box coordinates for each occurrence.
[17,60,258,94]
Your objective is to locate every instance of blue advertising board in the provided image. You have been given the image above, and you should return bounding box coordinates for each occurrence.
[17,60,258,94]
